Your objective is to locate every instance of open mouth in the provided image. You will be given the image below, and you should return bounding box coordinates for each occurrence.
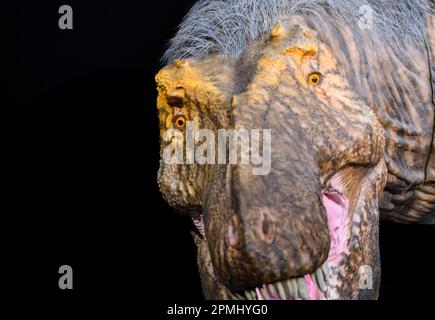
[192,172,351,300]
[230,262,330,300]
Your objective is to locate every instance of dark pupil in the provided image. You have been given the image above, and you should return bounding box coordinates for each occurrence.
[311,76,318,83]
[177,119,184,126]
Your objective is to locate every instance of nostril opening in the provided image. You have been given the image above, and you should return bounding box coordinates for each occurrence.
[262,217,270,235]
[259,209,275,244]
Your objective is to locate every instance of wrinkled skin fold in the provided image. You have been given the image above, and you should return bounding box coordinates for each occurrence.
[155,9,435,299]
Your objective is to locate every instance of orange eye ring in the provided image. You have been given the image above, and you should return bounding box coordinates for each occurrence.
[308,72,322,86]
[174,115,186,129]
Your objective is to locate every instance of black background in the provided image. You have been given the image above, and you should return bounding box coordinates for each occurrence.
[5,0,435,308]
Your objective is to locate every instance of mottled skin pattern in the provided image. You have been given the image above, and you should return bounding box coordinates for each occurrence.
[155,12,435,299]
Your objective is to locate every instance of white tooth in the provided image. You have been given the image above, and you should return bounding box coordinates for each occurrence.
[284,279,294,298]
[322,262,330,279]
[245,290,256,300]
[235,293,245,300]
[297,277,308,300]
[276,281,287,300]
[243,290,250,300]
[267,283,278,297]
[229,292,238,300]
[256,288,264,300]
[260,287,271,300]
[290,279,299,299]
[316,267,326,292]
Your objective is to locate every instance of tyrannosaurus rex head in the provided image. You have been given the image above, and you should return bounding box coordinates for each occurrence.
[155,21,386,299]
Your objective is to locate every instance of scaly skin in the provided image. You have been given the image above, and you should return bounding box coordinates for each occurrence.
[155,14,434,299]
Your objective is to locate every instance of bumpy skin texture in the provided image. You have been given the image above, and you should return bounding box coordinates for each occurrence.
[155,11,435,299]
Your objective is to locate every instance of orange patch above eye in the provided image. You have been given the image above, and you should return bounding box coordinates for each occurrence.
[284,46,317,64]
[174,115,186,129]
[308,72,321,86]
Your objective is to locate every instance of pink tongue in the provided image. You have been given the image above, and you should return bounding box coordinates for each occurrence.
[322,193,350,262]
[255,288,264,300]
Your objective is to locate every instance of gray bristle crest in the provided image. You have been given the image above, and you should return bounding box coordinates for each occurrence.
[162,0,433,64]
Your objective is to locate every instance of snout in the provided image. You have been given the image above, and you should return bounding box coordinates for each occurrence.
[204,159,330,291]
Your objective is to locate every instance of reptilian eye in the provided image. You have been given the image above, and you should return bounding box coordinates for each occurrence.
[174,115,186,129]
[308,72,321,86]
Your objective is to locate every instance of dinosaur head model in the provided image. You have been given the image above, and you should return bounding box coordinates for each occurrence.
[155,0,434,300]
